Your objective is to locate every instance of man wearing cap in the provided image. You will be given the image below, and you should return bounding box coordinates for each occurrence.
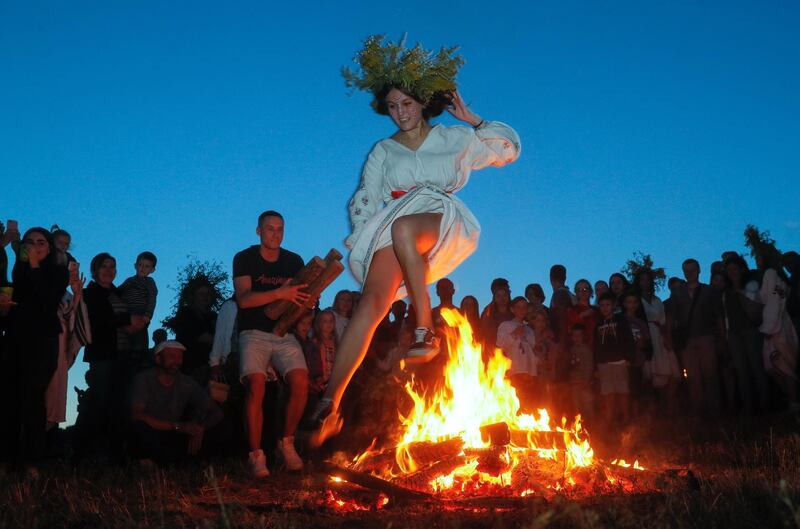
[128,340,224,464]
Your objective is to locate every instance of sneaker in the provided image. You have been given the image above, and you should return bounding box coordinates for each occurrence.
[406,327,439,364]
[304,399,343,448]
[278,437,304,471]
[248,449,269,478]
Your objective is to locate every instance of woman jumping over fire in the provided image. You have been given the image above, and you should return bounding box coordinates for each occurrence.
[307,35,521,446]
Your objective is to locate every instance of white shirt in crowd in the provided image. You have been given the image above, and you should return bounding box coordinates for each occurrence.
[496,319,538,377]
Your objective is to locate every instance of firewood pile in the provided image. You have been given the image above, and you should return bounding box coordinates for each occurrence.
[323,420,697,503]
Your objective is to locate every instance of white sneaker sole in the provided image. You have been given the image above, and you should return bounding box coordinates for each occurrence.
[405,347,439,364]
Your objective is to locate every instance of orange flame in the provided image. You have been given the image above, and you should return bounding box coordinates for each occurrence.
[389,309,595,489]
[344,309,650,497]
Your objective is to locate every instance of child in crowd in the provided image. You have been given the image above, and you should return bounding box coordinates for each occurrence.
[594,292,636,426]
[119,251,158,351]
[528,305,560,411]
[622,291,651,417]
[304,310,338,396]
[497,297,539,411]
[568,323,594,418]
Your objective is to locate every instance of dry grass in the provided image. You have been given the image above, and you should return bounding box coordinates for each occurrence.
[2,416,800,528]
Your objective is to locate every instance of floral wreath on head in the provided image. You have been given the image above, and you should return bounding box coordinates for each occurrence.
[744,224,783,269]
[342,34,464,111]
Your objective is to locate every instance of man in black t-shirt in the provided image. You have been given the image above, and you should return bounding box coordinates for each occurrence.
[233,210,310,477]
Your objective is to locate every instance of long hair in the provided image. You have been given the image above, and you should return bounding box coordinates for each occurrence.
[312,309,338,345]
[19,227,58,269]
[372,84,452,120]
[633,269,655,296]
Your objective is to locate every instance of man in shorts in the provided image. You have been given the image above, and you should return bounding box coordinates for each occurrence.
[233,210,310,477]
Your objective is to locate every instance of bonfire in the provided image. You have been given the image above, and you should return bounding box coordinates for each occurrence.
[325,309,678,508]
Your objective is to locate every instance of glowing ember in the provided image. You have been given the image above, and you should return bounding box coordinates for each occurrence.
[344,308,646,497]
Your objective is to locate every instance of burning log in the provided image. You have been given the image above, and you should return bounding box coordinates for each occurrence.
[479,422,510,446]
[510,454,565,493]
[600,463,699,492]
[321,462,430,501]
[567,464,611,493]
[509,428,568,450]
[403,438,464,468]
[351,448,397,474]
[463,446,509,474]
[353,438,465,474]
[473,446,509,476]
[272,250,345,336]
[392,455,467,492]
[326,481,386,511]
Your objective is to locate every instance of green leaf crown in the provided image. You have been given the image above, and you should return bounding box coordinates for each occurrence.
[342,35,464,107]
[744,224,782,266]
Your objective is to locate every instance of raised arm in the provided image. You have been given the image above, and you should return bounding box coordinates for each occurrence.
[447,91,521,170]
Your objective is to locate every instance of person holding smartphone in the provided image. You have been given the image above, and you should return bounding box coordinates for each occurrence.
[1,227,69,474]
[0,220,20,286]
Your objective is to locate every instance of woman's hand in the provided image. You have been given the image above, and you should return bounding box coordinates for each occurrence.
[25,241,42,268]
[70,273,85,296]
[0,291,15,316]
[0,221,20,248]
[446,91,482,127]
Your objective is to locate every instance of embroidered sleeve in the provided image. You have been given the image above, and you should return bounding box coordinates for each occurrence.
[466,121,521,169]
[346,143,386,249]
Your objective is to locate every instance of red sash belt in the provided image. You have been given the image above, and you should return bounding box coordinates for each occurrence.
[391,187,416,199]
[391,185,451,200]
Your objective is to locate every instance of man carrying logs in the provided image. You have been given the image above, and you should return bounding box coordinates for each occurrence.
[233,210,328,477]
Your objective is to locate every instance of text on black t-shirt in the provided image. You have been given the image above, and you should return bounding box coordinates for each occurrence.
[232,245,304,333]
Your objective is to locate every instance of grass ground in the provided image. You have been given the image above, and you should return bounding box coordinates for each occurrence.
[2,414,800,528]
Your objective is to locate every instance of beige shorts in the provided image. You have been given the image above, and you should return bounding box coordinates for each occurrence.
[597,362,629,395]
[239,330,307,382]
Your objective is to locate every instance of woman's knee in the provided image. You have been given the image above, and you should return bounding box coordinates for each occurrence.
[358,290,392,320]
[391,216,413,244]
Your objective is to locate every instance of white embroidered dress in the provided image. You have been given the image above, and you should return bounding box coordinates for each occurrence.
[345,122,521,296]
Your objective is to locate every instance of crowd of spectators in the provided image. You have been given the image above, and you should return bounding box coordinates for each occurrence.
[1,216,798,479]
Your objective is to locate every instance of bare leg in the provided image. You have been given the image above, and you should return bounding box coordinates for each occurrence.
[390,213,442,330]
[307,214,443,446]
[283,368,309,437]
[324,246,404,409]
[244,374,266,451]
[323,213,442,408]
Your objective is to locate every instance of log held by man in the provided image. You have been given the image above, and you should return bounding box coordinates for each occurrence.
[264,248,345,337]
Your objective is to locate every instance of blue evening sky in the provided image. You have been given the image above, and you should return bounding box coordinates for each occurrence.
[2,1,798,424]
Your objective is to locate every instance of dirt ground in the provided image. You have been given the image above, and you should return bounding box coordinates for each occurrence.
[3,414,800,528]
